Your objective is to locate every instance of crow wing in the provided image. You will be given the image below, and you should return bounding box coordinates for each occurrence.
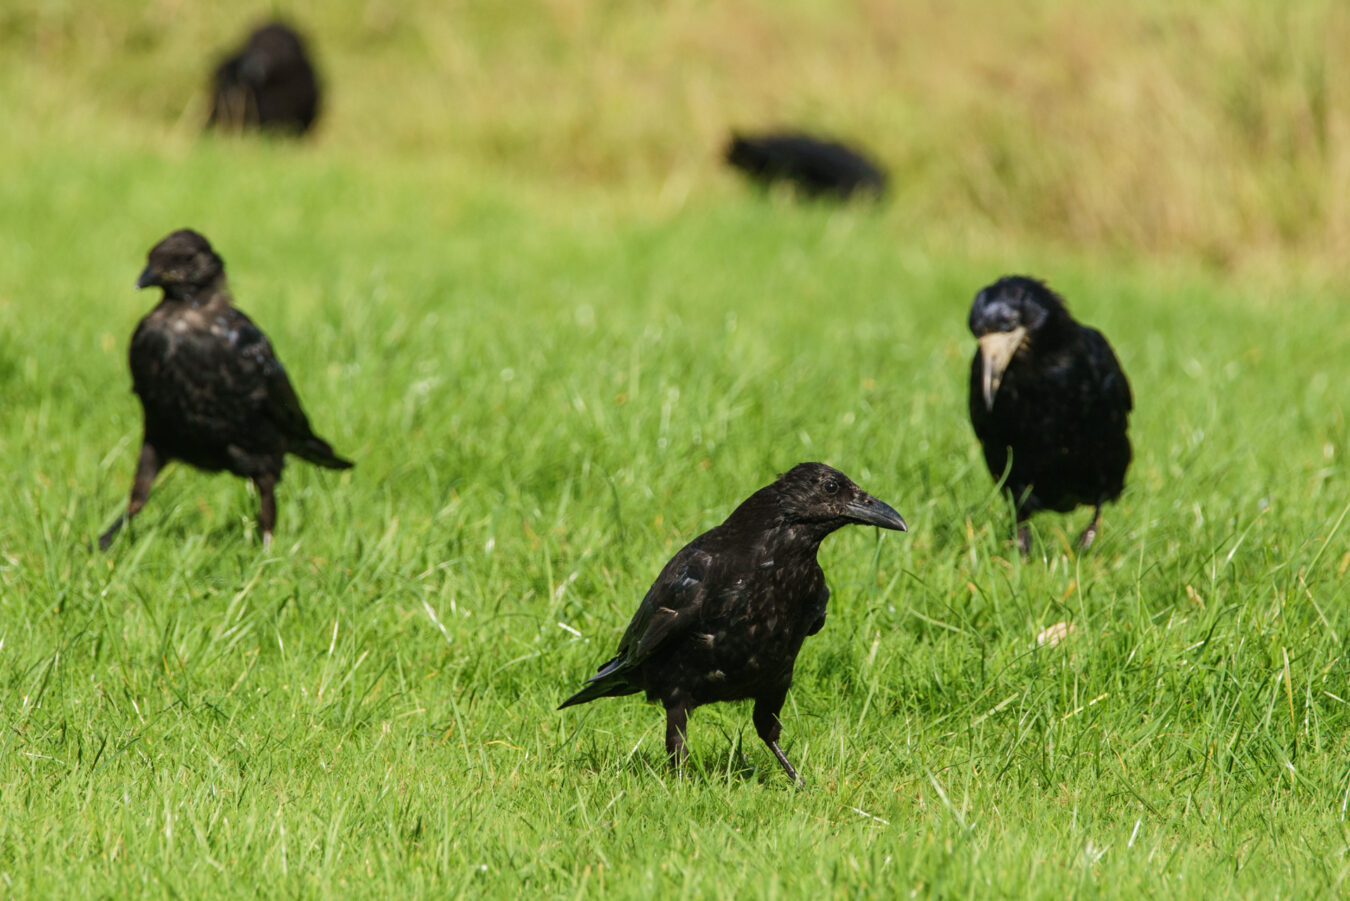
[1080,326,1133,415]
[805,586,831,636]
[558,545,714,708]
[616,545,714,665]
[224,311,351,467]
[221,310,320,441]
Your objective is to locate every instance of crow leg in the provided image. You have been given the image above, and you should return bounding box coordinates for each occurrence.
[1077,504,1102,550]
[665,703,689,770]
[99,441,162,551]
[753,693,802,785]
[254,474,278,549]
[1011,487,1034,557]
[1013,515,1032,558]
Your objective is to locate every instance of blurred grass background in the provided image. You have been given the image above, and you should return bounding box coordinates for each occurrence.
[3,0,1348,267]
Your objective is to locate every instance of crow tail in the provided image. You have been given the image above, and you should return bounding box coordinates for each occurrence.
[558,660,639,710]
[293,434,354,470]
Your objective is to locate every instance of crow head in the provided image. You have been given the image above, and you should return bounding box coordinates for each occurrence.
[137,230,226,302]
[774,462,907,535]
[968,275,1075,410]
[724,133,764,172]
[240,23,309,85]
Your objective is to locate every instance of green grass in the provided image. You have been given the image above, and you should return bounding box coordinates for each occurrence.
[4,3,1350,898]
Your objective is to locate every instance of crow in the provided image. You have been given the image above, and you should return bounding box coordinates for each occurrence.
[207,22,320,136]
[967,276,1132,555]
[559,462,907,784]
[99,229,352,550]
[724,131,888,200]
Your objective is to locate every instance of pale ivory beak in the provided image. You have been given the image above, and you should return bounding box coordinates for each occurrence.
[978,327,1027,410]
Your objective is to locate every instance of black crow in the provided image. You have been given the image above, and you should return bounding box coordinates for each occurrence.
[967,276,1132,554]
[724,131,888,200]
[207,22,320,136]
[559,463,907,784]
[99,229,352,550]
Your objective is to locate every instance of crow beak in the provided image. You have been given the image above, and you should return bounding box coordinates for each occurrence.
[978,327,1027,410]
[846,495,908,532]
[135,266,158,290]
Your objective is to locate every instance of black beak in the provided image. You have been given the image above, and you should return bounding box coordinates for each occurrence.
[845,495,908,532]
[135,266,158,290]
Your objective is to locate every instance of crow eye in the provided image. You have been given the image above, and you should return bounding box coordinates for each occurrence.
[822,479,839,495]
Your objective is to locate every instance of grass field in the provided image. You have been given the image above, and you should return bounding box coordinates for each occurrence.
[3,2,1350,898]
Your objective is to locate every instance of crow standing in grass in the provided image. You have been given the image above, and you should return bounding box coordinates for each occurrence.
[724,131,888,200]
[968,276,1132,555]
[99,230,352,550]
[559,463,907,784]
[207,22,320,136]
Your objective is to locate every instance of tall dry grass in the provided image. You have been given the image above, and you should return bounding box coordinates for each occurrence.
[3,0,1347,267]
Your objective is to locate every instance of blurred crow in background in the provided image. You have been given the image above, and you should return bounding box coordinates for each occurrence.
[99,230,352,550]
[967,276,1132,555]
[207,22,320,136]
[559,462,907,784]
[724,131,888,200]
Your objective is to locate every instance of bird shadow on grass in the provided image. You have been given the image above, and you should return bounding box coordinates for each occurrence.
[564,729,804,790]
[559,704,809,789]
[90,508,271,557]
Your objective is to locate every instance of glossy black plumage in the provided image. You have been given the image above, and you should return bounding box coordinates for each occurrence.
[99,229,351,550]
[559,463,907,783]
[207,22,320,136]
[724,131,888,200]
[967,276,1132,553]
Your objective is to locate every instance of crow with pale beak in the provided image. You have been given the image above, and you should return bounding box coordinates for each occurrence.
[559,463,907,785]
[967,276,1132,554]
